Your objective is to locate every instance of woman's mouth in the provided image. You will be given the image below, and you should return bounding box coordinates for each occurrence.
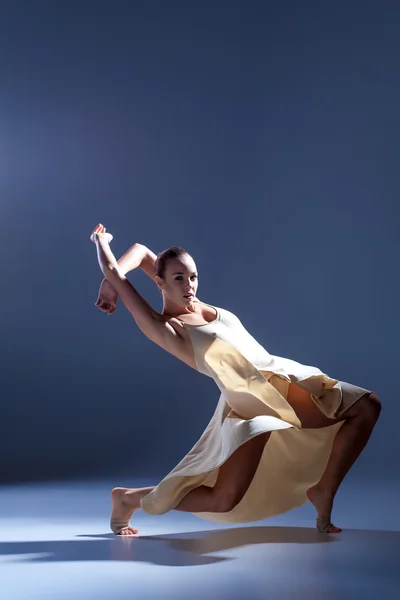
[183,294,194,300]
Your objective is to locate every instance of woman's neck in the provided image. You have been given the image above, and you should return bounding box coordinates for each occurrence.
[162,297,199,317]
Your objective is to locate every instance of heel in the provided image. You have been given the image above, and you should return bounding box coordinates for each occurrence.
[316,517,340,533]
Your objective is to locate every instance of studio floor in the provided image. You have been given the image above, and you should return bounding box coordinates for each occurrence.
[1,476,399,600]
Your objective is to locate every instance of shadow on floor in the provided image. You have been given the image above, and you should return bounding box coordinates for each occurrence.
[1,526,399,566]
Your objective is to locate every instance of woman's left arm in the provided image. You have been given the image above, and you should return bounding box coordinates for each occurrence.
[113,243,157,281]
[117,243,157,282]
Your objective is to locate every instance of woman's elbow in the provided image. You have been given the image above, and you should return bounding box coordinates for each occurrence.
[104,263,126,283]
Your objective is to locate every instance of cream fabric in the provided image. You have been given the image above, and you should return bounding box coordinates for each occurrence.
[140,304,370,523]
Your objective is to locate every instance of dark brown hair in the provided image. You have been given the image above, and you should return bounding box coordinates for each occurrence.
[155,246,191,279]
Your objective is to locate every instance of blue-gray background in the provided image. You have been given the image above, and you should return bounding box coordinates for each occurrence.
[1,0,398,484]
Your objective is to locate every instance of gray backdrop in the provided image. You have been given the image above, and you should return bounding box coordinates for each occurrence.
[1,0,398,484]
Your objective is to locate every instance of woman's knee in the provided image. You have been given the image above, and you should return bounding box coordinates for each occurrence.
[368,392,382,417]
[212,487,246,513]
[356,392,382,421]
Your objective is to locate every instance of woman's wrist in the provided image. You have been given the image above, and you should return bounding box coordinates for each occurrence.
[96,234,117,267]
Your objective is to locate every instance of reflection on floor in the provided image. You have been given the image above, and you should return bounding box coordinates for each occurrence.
[1,476,399,600]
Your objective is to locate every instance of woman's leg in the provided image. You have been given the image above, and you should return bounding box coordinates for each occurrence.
[306,392,381,532]
[111,384,381,534]
[285,382,382,532]
[110,432,270,535]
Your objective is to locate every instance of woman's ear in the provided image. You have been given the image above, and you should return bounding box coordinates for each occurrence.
[155,275,163,290]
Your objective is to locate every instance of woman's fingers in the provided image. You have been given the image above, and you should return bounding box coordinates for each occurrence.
[95,298,116,313]
[95,285,117,314]
[90,223,106,242]
[90,224,101,237]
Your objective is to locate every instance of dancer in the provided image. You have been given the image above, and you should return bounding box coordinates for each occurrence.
[90,224,381,535]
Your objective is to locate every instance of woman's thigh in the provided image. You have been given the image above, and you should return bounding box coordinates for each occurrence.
[286,382,345,429]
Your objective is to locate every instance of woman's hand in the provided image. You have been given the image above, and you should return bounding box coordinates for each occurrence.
[90,223,114,244]
[95,278,119,315]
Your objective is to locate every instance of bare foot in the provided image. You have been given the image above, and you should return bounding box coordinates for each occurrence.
[306,484,342,533]
[110,487,140,535]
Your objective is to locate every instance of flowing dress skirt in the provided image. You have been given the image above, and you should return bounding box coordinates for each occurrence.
[140,334,371,523]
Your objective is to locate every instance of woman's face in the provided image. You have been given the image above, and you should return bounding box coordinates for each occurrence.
[157,255,199,308]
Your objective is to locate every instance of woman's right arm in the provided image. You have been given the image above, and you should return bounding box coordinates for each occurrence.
[93,230,190,361]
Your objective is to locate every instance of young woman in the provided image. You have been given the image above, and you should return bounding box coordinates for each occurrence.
[90,224,381,536]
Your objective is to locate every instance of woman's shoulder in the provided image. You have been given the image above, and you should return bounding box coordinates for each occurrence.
[154,311,186,327]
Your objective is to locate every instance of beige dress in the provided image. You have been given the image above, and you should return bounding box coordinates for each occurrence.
[140,303,370,523]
